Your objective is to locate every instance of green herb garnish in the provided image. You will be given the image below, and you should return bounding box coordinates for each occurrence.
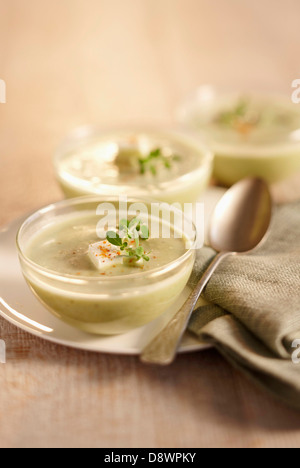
[216,98,260,135]
[106,218,151,263]
[138,148,181,176]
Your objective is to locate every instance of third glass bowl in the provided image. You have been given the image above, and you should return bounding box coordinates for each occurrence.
[178,85,300,186]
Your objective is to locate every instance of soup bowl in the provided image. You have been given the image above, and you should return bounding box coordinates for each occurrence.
[17,196,197,335]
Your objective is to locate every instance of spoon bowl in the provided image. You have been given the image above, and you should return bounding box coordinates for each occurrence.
[210,178,272,253]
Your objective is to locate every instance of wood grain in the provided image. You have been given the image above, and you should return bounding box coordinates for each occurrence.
[1,0,300,448]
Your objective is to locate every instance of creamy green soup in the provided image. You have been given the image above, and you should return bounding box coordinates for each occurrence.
[26,214,187,277]
[182,91,300,185]
[193,95,300,145]
[54,129,212,203]
[20,207,195,335]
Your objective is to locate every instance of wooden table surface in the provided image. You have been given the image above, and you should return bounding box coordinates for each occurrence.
[1,0,300,448]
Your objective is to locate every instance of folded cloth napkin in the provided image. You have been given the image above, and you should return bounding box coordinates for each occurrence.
[187,200,300,409]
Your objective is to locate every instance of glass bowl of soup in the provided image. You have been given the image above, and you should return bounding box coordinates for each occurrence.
[178,85,300,186]
[16,196,197,335]
[53,126,213,204]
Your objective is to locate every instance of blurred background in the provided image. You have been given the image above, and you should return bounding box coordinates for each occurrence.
[1,0,300,223]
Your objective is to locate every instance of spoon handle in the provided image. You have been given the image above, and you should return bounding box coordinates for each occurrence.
[140,251,231,365]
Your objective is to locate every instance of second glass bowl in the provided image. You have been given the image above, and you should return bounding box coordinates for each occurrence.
[53,126,213,204]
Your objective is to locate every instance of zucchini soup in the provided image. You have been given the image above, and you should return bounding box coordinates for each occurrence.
[53,127,213,204]
[17,197,196,335]
[179,86,300,185]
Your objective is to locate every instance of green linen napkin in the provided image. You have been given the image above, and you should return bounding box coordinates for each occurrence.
[188,200,300,409]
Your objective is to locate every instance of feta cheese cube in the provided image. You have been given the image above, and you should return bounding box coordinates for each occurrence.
[88,240,123,270]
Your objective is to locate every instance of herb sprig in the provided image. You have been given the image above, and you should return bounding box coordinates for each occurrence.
[216,98,260,135]
[138,148,181,176]
[106,218,151,263]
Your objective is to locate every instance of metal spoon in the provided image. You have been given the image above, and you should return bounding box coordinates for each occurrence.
[140,178,272,365]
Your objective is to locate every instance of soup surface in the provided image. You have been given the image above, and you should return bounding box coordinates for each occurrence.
[191,94,300,147]
[57,132,202,188]
[26,214,187,277]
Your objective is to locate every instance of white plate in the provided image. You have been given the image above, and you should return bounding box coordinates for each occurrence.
[0,187,225,355]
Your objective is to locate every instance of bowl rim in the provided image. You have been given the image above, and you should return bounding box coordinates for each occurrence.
[16,194,198,285]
